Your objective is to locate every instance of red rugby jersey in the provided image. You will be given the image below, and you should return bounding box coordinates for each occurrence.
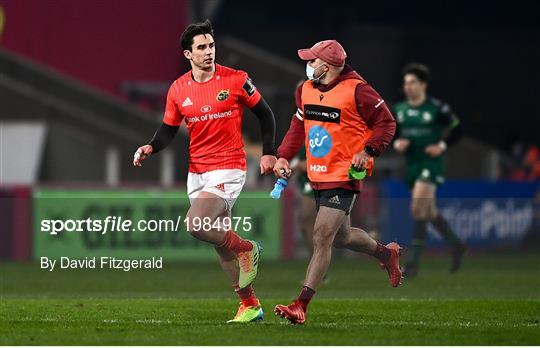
[163,64,261,173]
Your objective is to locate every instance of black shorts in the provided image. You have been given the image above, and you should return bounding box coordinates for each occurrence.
[313,188,357,215]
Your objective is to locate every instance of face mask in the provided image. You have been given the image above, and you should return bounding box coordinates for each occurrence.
[306,63,327,82]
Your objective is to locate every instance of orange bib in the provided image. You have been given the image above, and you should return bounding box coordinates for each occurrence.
[302,79,374,183]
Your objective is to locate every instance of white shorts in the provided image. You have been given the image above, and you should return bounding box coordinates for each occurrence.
[187,169,247,210]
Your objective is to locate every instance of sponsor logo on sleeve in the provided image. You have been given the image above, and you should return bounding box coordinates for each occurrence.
[242,78,257,96]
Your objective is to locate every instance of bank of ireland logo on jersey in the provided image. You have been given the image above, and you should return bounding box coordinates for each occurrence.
[308,126,332,158]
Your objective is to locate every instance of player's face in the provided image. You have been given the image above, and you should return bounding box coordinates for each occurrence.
[403,74,427,100]
[184,34,215,70]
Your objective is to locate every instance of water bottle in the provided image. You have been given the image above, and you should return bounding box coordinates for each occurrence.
[270,178,288,199]
[348,165,367,180]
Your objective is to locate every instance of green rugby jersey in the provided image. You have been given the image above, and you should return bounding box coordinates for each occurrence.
[393,97,458,163]
[393,97,460,187]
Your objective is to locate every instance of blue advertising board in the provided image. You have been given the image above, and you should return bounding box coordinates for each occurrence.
[379,180,539,249]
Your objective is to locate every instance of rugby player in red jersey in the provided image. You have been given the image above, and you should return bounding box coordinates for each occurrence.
[273,40,402,324]
[133,20,276,323]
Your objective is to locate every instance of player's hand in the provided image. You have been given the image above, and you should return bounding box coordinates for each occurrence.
[393,138,410,152]
[425,143,445,157]
[133,145,153,167]
[351,150,371,171]
[273,157,292,179]
[260,155,277,174]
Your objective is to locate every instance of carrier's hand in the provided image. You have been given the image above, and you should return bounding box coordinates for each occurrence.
[351,150,371,171]
[393,138,410,152]
[133,145,153,167]
[273,158,291,179]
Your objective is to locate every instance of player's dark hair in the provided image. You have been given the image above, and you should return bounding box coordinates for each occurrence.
[402,63,430,82]
[180,19,214,51]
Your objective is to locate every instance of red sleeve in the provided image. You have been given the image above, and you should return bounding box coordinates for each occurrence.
[238,72,262,108]
[355,84,396,155]
[162,81,184,126]
[277,85,305,160]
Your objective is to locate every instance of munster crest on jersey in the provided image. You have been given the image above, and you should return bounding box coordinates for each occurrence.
[216,89,229,101]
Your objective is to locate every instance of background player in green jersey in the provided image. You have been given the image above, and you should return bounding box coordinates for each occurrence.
[393,63,467,277]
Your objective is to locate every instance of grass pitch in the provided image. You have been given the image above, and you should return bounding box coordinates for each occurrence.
[1,252,539,345]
